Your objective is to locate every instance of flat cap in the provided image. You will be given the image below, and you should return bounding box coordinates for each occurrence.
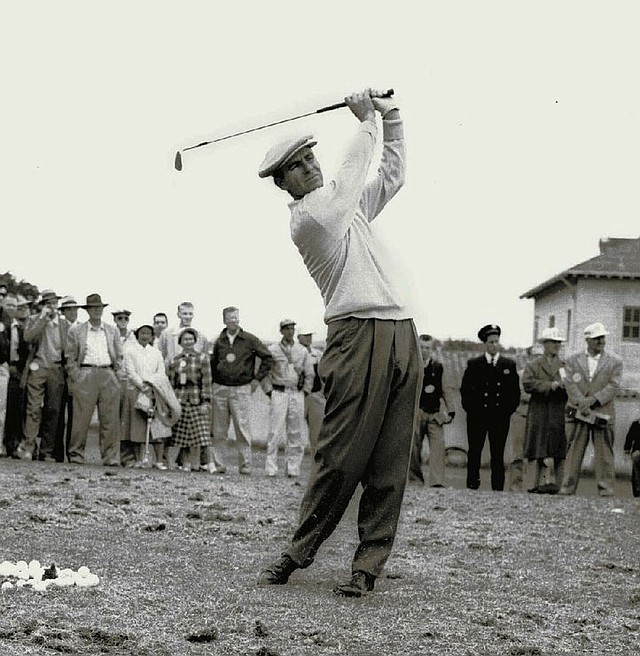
[258,135,317,178]
[279,319,296,329]
[111,309,131,317]
[478,324,501,342]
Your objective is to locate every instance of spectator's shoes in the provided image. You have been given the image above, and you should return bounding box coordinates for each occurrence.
[333,571,376,598]
[257,554,298,586]
[239,465,251,475]
[15,446,33,461]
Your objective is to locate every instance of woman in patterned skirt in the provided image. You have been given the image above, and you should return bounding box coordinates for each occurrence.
[167,328,215,472]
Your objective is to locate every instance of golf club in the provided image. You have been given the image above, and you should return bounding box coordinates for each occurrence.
[174,88,394,171]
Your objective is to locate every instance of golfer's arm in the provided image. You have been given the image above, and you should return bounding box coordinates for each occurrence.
[360,114,405,223]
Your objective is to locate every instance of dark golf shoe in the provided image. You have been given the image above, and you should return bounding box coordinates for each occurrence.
[257,554,298,586]
[333,571,376,598]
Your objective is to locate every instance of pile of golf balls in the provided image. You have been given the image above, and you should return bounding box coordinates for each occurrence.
[0,560,100,592]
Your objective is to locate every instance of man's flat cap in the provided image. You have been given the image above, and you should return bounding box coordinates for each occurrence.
[258,135,317,178]
[478,324,501,342]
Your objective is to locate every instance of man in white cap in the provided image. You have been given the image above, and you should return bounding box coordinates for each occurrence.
[559,322,622,496]
[209,306,273,475]
[264,319,314,478]
[521,327,568,494]
[257,89,421,597]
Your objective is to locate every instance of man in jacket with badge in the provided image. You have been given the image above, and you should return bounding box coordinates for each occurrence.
[559,322,622,496]
[409,334,454,486]
[209,306,273,475]
[461,324,521,491]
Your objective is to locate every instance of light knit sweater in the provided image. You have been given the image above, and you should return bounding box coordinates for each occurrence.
[289,116,410,323]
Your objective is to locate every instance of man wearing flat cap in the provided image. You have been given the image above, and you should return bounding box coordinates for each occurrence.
[521,327,568,493]
[264,319,314,478]
[65,294,123,465]
[461,324,520,491]
[257,89,421,597]
[17,290,70,461]
[559,322,622,496]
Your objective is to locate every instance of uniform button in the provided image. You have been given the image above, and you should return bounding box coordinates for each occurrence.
[483,404,488,408]
[484,392,488,397]
[497,382,501,386]
[496,392,500,396]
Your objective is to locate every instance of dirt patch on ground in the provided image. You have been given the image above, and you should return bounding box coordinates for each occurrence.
[0,446,638,655]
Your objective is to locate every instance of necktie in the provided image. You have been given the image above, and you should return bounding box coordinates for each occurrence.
[490,356,495,367]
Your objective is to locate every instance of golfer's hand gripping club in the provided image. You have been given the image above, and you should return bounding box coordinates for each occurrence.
[174,88,394,171]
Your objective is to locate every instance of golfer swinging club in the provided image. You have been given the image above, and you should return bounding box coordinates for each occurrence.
[257,88,422,597]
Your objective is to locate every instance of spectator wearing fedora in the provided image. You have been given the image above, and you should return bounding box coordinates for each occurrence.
[296,328,325,458]
[54,296,81,461]
[66,293,123,466]
[264,319,314,478]
[209,306,273,475]
[18,290,70,461]
[559,322,622,496]
[522,327,568,494]
[59,296,81,328]
[461,324,521,491]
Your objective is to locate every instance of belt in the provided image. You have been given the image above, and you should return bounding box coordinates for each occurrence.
[271,384,297,392]
[80,364,113,369]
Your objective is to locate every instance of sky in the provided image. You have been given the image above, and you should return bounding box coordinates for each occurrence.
[2,1,639,347]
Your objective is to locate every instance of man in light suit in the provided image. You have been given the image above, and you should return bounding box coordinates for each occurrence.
[66,293,123,465]
[559,322,622,496]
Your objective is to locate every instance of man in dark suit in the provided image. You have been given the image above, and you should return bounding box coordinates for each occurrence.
[460,324,520,491]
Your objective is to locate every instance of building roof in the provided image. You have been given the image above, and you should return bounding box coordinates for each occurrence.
[520,237,640,299]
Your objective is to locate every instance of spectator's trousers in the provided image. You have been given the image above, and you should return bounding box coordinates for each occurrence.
[466,412,511,491]
[265,388,305,476]
[560,421,615,496]
[210,383,253,470]
[69,367,121,465]
[410,410,445,486]
[285,318,421,578]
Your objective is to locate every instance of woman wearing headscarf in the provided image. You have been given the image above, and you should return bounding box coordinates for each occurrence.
[167,327,215,472]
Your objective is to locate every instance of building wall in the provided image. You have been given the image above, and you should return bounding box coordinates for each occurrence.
[574,278,640,389]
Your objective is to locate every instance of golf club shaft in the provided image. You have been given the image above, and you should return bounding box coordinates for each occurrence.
[176,88,394,162]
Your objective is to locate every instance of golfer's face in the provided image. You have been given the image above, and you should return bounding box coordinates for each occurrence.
[280,147,323,199]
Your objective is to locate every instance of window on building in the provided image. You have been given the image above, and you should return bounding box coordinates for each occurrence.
[622,306,640,341]
[548,315,555,328]
[534,316,539,342]
[566,309,571,343]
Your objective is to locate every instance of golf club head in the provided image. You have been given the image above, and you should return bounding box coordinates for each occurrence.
[174,151,183,171]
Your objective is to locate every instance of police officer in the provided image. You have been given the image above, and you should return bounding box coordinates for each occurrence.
[460,325,520,491]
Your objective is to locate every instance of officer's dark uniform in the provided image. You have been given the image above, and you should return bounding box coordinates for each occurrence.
[460,325,520,491]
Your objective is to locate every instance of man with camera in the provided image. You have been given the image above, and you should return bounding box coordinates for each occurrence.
[17,290,71,462]
[559,322,622,496]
